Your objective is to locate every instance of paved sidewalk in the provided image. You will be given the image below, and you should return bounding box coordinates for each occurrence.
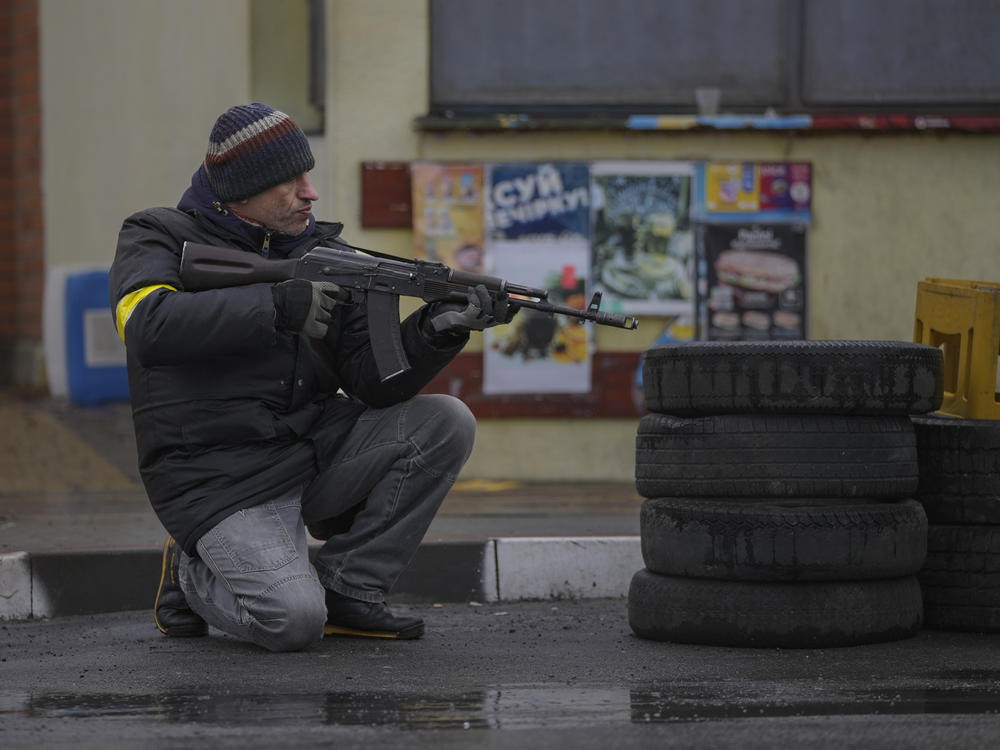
[0,395,643,620]
[5,400,1000,749]
[5,602,1000,748]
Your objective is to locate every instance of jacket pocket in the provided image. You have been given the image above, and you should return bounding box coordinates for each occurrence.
[204,501,299,573]
[179,400,279,447]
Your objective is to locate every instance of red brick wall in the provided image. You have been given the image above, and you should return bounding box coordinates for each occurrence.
[0,0,43,369]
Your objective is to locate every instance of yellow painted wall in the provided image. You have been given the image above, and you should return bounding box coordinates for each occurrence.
[250,0,322,134]
[326,1,1000,346]
[323,1,1000,480]
[40,0,252,267]
[37,0,1000,480]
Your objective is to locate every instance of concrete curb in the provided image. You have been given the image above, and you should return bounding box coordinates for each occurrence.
[492,537,644,601]
[0,537,641,620]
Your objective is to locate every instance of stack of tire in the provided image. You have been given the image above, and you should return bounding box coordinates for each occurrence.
[913,413,1000,632]
[628,340,944,648]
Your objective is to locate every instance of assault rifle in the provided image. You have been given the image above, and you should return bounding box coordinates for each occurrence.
[180,241,638,381]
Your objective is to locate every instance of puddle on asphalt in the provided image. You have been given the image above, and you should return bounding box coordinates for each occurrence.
[4,682,1000,729]
[629,687,1000,723]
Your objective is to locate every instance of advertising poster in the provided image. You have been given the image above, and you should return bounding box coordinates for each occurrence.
[410,162,485,272]
[590,161,696,316]
[702,162,812,221]
[482,161,593,395]
[699,223,808,341]
[482,238,593,395]
[485,161,591,240]
[704,162,760,212]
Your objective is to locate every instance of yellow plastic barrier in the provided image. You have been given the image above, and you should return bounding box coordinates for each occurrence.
[913,278,1000,420]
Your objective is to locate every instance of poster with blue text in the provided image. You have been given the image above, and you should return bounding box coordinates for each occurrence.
[486,162,591,240]
[483,162,593,394]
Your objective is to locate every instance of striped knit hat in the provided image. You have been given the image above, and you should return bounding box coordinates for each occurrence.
[204,103,315,202]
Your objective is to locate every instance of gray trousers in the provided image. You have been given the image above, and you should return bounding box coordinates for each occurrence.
[178,394,475,652]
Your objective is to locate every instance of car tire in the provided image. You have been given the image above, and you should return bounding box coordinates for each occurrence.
[643,340,942,416]
[640,497,928,582]
[920,524,1000,632]
[912,414,1000,524]
[635,412,918,499]
[627,568,923,648]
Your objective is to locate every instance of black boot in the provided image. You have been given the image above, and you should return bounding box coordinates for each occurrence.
[323,590,424,640]
[154,536,207,637]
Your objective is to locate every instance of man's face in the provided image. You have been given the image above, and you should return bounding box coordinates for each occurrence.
[235,173,319,235]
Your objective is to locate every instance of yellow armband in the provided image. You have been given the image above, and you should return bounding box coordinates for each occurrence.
[115,284,177,341]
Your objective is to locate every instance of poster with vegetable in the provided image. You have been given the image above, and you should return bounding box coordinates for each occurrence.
[482,238,593,395]
[590,161,695,316]
[410,162,485,272]
[699,222,808,341]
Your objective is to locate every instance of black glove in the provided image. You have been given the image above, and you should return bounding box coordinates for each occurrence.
[272,279,343,339]
[425,284,519,335]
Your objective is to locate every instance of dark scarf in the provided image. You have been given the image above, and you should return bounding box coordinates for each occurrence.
[177,166,316,258]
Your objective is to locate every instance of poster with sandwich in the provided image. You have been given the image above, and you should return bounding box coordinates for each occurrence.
[699,223,807,341]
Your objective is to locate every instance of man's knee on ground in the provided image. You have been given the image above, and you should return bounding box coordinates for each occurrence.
[270,607,326,652]
[254,580,327,652]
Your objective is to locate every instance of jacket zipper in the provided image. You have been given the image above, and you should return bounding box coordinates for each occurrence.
[188,208,345,253]
[262,231,273,255]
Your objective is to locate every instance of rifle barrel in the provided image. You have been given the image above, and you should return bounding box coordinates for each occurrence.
[519,298,638,330]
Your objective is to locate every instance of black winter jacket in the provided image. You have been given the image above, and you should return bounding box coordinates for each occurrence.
[110,202,467,555]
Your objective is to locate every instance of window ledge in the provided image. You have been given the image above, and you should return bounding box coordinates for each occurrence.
[415,112,1000,134]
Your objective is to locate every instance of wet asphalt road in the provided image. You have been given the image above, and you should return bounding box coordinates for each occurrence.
[2,599,1000,748]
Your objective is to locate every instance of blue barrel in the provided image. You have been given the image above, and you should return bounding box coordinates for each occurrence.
[64,270,129,405]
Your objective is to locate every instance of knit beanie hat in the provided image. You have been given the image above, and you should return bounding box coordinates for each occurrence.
[204,103,315,202]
